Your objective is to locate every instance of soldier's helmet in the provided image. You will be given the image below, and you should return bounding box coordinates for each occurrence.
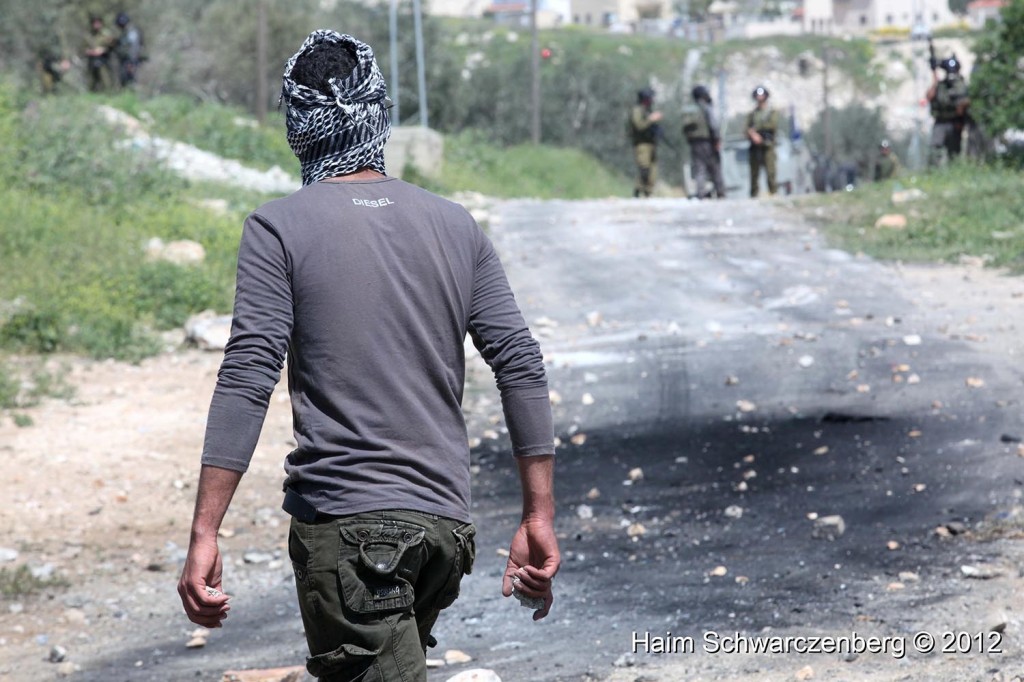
[637,87,655,103]
[116,12,131,28]
[880,139,891,151]
[692,85,711,102]
[752,85,769,99]
[941,55,961,74]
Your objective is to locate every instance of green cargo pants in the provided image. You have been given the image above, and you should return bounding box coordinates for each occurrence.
[288,510,476,681]
[749,143,777,197]
[633,143,657,197]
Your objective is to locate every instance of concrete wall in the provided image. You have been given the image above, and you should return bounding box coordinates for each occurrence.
[384,126,445,179]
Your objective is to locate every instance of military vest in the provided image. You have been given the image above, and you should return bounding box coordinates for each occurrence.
[932,75,968,122]
[629,105,657,145]
[682,103,710,141]
[746,106,778,146]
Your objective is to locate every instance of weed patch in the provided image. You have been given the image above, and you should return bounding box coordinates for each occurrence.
[0,565,68,599]
[802,163,1024,271]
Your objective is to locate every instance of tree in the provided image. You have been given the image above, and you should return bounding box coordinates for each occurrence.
[970,0,1024,157]
[948,0,970,15]
[806,103,891,180]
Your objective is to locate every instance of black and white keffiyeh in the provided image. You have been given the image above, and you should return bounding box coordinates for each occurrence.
[281,30,391,185]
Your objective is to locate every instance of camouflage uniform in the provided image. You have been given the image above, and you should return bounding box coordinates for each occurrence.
[115,14,144,88]
[746,106,779,197]
[682,99,725,199]
[36,44,65,95]
[82,20,116,92]
[929,73,969,164]
[630,104,658,198]
[874,151,901,181]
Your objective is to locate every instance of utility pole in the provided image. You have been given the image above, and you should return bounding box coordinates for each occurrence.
[822,45,831,159]
[530,0,541,144]
[389,0,401,125]
[413,0,428,127]
[255,0,268,124]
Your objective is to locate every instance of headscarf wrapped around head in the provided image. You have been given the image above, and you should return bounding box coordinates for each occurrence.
[280,30,392,185]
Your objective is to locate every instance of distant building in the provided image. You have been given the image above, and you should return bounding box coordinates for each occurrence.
[482,0,571,25]
[803,0,956,35]
[570,0,671,26]
[430,0,493,16]
[966,0,1007,28]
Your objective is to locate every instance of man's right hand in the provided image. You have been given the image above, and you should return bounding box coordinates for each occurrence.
[649,111,663,123]
[178,537,231,628]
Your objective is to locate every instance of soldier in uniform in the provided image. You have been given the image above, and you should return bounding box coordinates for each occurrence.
[926,54,970,165]
[36,43,70,96]
[628,87,663,198]
[874,140,901,181]
[682,84,725,199]
[81,14,115,92]
[746,85,779,198]
[114,12,144,89]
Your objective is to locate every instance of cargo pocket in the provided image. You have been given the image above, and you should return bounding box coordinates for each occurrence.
[435,522,476,610]
[288,521,313,588]
[337,520,427,614]
[307,641,382,679]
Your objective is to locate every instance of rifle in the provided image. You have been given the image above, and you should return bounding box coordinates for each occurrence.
[928,37,937,72]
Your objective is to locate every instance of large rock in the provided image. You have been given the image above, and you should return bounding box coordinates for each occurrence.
[385,126,444,179]
[185,310,233,351]
[221,666,307,682]
[146,238,206,266]
[445,670,501,682]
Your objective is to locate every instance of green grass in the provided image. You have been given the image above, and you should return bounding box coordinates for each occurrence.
[803,162,1024,270]
[408,131,629,199]
[0,84,247,360]
[102,92,296,173]
[1,82,629,362]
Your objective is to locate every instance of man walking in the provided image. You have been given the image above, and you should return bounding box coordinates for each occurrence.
[629,86,663,198]
[177,30,559,681]
[746,85,779,198]
[682,85,725,199]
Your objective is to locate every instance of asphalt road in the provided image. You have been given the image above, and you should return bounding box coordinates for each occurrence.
[73,196,1024,682]
[432,196,1024,681]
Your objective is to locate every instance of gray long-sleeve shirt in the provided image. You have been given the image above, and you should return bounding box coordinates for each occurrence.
[201,177,554,523]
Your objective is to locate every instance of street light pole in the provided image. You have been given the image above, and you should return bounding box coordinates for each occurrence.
[530,0,541,144]
[255,0,268,124]
[413,0,428,127]
[822,45,831,159]
[389,0,401,125]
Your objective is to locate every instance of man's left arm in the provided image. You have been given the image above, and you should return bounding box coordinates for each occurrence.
[502,454,558,620]
[177,465,241,627]
[467,230,560,617]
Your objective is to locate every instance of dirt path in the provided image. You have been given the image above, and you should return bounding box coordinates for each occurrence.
[3,249,1024,681]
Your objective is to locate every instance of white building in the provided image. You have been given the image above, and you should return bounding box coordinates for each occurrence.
[803,0,957,35]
